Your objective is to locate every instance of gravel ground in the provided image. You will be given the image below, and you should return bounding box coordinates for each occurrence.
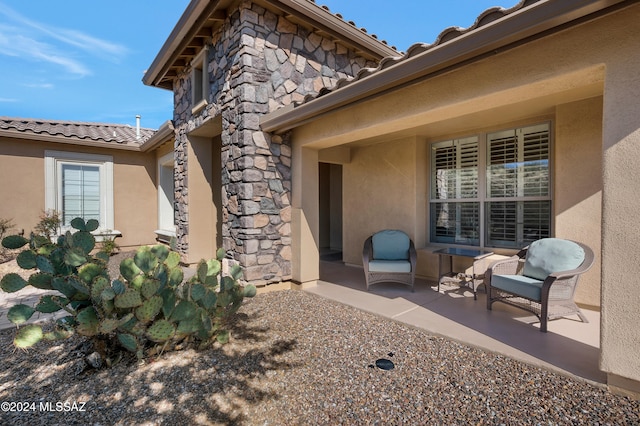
[1,288,639,425]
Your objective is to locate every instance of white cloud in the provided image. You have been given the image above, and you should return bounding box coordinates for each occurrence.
[0,2,128,76]
[0,98,18,103]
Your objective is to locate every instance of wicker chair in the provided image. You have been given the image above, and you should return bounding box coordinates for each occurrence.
[486,238,594,332]
[363,230,416,292]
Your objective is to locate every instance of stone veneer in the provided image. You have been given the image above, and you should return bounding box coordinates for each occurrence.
[172,0,378,286]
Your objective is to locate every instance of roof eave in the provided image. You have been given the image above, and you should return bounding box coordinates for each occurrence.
[139,120,176,152]
[261,0,631,134]
[143,0,221,90]
[144,0,399,91]
[0,130,143,151]
[264,0,398,58]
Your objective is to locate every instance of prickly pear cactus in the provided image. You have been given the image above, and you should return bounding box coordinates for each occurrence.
[1,217,257,364]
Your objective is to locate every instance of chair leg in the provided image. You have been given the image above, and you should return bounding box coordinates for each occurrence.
[577,309,589,323]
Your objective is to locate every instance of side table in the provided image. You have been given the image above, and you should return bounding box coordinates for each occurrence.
[434,248,494,300]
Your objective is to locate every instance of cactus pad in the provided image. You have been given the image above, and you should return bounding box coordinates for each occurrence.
[165,251,181,269]
[114,288,143,309]
[1,273,28,293]
[35,255,55,274]
[190,283,206,302]
[35,295,69,313]
[98,318,120,334]
[168,267,184,288]
[28,272,53,290]
[134,248,158,274]
[14,324,44,349]
[161,289,177,317]
[243,284,257,298]
[51,277,77,299]
[146,319,176,342]
[71,231,95,255]
[16,250,37,269]
[119,258,141,282]
[78,263,106,285]
[64,247,88,267]
[141,279,161,300]
[150,244,169,262]
[200,290,218,311]
[7,304,36,324]
[85,219,99,232]
[117,333,139,353]
[1,234,29,249]
[170,300,198,322]
[76,307,99,336]
[91,276,110,301]
[135,295,163,322]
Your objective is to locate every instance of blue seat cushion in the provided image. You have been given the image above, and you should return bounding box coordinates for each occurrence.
[372,230,410,261]
[491,274,544,301]
[523,238,585,281]
[368,260,412,273]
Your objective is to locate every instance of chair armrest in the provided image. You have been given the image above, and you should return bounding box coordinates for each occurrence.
[409,240,417,272]
[487,255,521,276]
[362,236,373,274]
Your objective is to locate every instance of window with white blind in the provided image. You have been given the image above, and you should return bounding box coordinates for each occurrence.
[430,123,551,248]
[430,136,480,245]
[45,151,114,233]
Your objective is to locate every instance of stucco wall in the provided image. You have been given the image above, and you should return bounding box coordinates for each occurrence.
[555,97,603,308]
[599,4,640,391]
[342,137,422,266]
[0,138,157,248]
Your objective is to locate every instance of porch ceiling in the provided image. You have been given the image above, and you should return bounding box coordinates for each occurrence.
[298,66,605,151]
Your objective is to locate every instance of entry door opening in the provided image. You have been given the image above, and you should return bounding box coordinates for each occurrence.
[319,162,343,261]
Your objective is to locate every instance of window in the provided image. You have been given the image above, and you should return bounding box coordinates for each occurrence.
[430,123,551,248]
[191,47,208,113]
[156,152,175,242]
[45,151,114,232]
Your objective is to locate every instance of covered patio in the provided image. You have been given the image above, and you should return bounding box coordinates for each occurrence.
[312,258,604,385]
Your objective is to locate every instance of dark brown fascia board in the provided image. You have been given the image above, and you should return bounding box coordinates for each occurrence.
[262,0,398,59]
[261,0,630,133]
[139,120,176,152]
[143,0,221,90]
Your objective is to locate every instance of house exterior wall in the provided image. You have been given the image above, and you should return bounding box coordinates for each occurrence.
[170,0,377,284]
[0,138,158,248]
[288,4,640,396]
[336,95,603,308]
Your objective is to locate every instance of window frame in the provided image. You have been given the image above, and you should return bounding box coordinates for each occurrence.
[45,150,114,234]
[156,151,176,243]
[191,47,209,114]
[429,121,553,249]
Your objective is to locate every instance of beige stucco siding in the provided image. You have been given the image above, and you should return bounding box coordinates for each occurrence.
[0,139,46,235]
[342,137,426,266]
[0,138,158,248]
[599,4,640,388]
[554,97,603,308]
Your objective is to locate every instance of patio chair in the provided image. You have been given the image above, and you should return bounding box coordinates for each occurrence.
[363,230,416,292]
[486,238,594,332]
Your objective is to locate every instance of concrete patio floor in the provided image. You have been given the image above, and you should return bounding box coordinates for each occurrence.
[309,259,605,386]
[0,258,605,387]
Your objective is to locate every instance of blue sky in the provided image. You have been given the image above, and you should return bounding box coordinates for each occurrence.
[0,0,518,130]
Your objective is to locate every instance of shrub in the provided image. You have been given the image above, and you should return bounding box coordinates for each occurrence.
[0,217,14,240]
[34,209,62,240]
[99,232,120,256]
[0,217,256,365]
